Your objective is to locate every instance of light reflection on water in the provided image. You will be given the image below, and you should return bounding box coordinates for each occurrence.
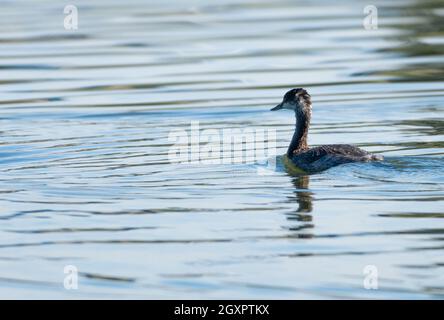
[0,0,443,299]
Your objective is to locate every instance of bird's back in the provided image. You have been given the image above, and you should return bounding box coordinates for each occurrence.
[289,144,382,173]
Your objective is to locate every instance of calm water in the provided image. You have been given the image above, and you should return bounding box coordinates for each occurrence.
[0,0,443,299]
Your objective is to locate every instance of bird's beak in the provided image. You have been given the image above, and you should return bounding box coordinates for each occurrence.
[270,103,283,111]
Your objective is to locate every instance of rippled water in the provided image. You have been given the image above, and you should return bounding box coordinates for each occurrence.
[0,0,443,299]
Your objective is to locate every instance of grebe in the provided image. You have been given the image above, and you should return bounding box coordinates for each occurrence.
[272,88,383,173]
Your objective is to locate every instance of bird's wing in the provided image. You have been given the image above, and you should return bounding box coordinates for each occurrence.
[304,154,359,172]
[290,145,370,173]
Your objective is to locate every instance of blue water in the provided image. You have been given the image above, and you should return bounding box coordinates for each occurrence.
[0,0,443,299]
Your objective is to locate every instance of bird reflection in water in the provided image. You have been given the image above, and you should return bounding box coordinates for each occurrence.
[285,175,314,238]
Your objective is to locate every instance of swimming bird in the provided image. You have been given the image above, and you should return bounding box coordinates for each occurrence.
[271,88,383,173]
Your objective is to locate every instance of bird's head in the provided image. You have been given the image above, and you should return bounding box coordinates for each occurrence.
[271,88,311,113]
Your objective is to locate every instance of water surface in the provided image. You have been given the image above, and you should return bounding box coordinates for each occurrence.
[0,0,443,299]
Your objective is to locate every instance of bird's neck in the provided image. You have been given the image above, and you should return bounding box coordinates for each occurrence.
[287,108,310,156]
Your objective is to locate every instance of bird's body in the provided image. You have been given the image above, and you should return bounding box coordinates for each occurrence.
[272,88,383,174]
[288,144,382,173]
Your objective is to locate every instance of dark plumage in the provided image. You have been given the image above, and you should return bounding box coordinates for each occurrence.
[271,88,383,173]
